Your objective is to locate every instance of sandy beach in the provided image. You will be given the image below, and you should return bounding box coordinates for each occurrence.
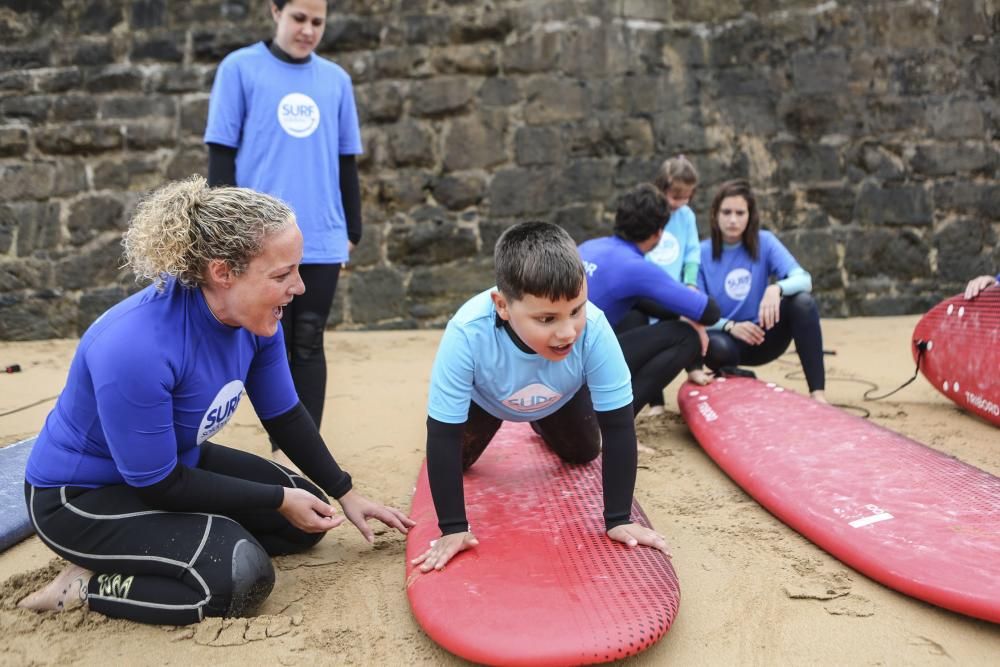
[1,315,998,666]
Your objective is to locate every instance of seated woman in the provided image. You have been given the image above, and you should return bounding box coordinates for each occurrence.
[18,177,413,625]
[965,274,998,299]
[698,179,828,403]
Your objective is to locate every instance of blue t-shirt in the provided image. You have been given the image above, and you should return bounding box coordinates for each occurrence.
[427,289,633,423]
[697,231,801,323]
[204,42,363,264]
[25,279,299,489]
[645,205,700,283]
[578,235,710,327]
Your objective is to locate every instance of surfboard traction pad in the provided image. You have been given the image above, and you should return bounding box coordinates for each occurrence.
[0,438,35,552]
[913,287,1000,426]
[679,376,1000,624]
[405,422,680,667]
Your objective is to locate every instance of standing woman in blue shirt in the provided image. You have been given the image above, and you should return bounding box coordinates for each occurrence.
[204,0,362,465]
[698,180,828,403]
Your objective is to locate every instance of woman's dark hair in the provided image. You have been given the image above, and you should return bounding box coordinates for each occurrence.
[709,179,760,261]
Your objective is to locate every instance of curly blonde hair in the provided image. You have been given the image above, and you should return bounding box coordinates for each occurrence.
[123,176,294,288]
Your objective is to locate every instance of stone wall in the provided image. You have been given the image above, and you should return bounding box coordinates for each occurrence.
[0,0,997,339]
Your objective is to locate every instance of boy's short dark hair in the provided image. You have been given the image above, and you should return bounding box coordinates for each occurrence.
[614,183,669,243]
[494,221,585,302]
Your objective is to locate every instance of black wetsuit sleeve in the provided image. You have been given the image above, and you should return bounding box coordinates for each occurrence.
[340,155,362,245]
[135,463,283,513]
[260,402,353,499]
[633,297,679,321]
[426,416,468,535]
[699,297,721,326]
[596,404,638,531]
[207,142,237,187]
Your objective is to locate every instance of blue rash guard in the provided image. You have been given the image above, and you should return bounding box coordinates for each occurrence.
[578,235,711,327]
[26,278,299,489]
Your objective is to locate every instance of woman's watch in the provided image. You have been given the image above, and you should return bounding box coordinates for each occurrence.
[724,320,735,333]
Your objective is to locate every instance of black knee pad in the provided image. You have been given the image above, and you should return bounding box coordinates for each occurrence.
[226,539,275,618]
[291,312,327,361]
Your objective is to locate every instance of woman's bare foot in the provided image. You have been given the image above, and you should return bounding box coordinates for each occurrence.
[687,369,713,386]
[18,564,91,612]
[811,390,829,405]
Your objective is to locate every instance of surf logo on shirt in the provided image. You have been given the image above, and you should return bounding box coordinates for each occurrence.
[277,92,321,138]
[648,231,680,266]
[503,383,563,413]
[724,268,752,301]
[197,380,245,444]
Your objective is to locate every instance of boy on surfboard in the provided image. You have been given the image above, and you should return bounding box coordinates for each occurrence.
[411,222,670,572]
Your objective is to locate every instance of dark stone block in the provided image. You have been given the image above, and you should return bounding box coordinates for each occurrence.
[614,157,662,187]
[515,126,562,166]
[93,156,164,191]
[934,219,995,282]
[387,218,477,266]
[0,206,16,254]
[845,280,941,317]
[0,258,52,292]
[84,66,146,93]
[180,96,210,135]
[407,257,495,320]
[131,0,167,29]
[68,196,127,246]
[790,49,850,95]
[770,140,842,186]
[1,95,50,123]
[347,266,406,324]
[926,97,985,140]
[502,30,560,74]
[124,120,175,150]
[0,127,29,157]
[0,291,77,341]
[443,111,507,171]
[0,71,31,92]
[357,82,404,123]
[51,95,99,122]
[847,144,907,182]
[523,77,589,124]
[410,77,475,117]
[779,92,859,138]
[433,173,486,211]
[853,182,933,226]
[132,35,185,62]
[101,95,177,120]
[0,45,50,70]
[10,202,61,256]
[56,40,115,67]
[911,143,997,177]
[937,0,991,43]
[36,122,123,155]
[479,78,519,107]
[375,170,431,209]
[322,16,383,52]
[933,181,1000,216]
[432,44,499,75]
[488,168,560,218]
[0,163,56,201]
[78,286,129,333]
[844,228,929,280]
[804,186,856,223]
[79,0,123,33]
[348,223,381,268]
[478,219,517,257]
[449,8,513,43]
[56,237,129,291]
[155,67,211,93]
[386,120,434,168]
[781,230,843,290]
[554,204,610,244]
[373,47,432,79]
[556,159,616,206]
[35,68,82,93]
[166,147,208,181]
[386,13,451,47]
[192,28,268,63]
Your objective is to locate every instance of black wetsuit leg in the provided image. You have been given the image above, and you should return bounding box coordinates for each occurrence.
[274,263,341,451]
[24,443,326,625]
[617,320,700,414]
[529,386,601,464]
[704,293,825,392]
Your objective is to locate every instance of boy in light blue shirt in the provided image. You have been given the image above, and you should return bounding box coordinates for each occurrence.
[411,222,670,573]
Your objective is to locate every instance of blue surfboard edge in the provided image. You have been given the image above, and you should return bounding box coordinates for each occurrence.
[0,437,36,552]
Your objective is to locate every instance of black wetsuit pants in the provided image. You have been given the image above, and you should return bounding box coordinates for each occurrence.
[25,443,326,625]
[612,319,700,414]
[705,292,826,392]
[275,263,341,450]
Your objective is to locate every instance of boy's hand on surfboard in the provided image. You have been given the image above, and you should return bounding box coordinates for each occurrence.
[964,275,997,300]
[729,321,765,346]
[278,488,346,533]
[607,524,672,557]
[411,531,479,572]
[758,285,782,330]
[337,490,416,543]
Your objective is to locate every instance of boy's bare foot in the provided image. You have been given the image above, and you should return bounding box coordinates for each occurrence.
[687,369,713,386]
[636,441,655,454]
[645,405,665,417]
[272,449,302,474]
[18,564,91,612]
[811,390,829,405]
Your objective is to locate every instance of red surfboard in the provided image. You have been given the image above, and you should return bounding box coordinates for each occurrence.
[405,422,680,666]
[678,376,1000,623]
[912,287,1000,426]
